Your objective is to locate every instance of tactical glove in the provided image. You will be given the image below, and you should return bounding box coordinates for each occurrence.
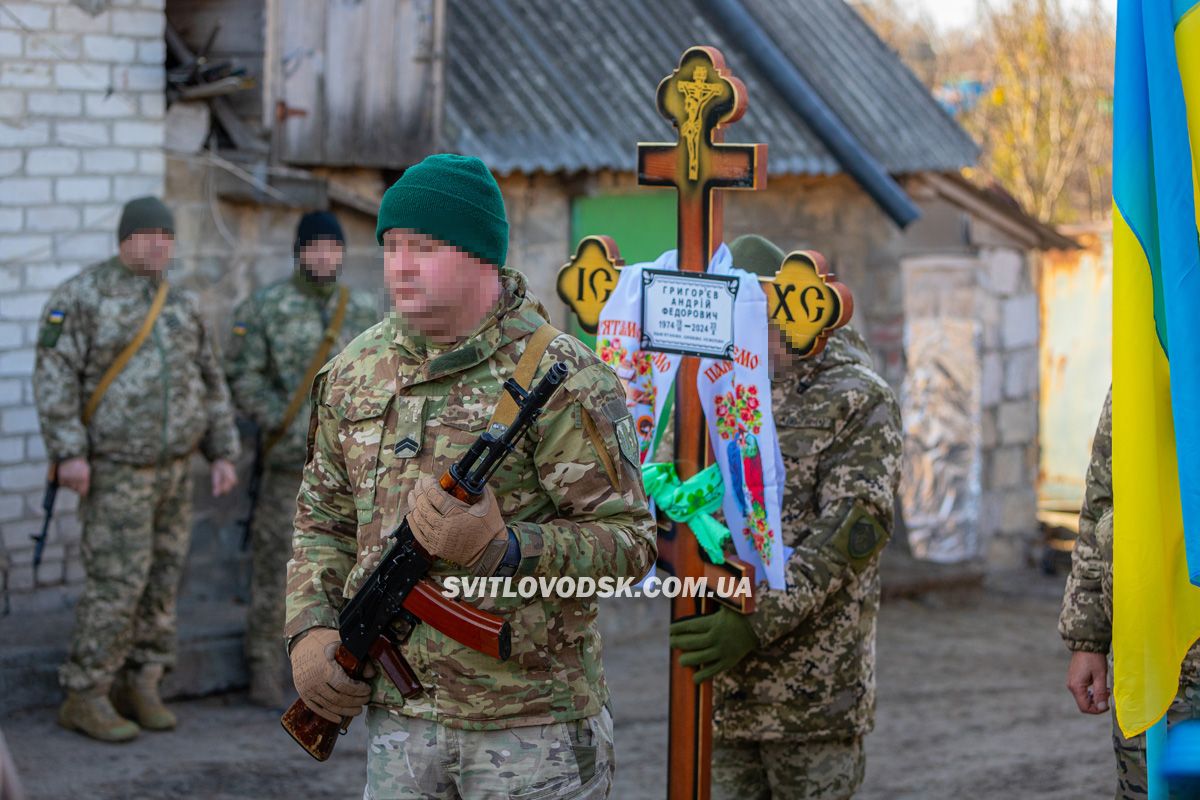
[290,627,372,723]
[669,606,760,684]
[407,476,507,570]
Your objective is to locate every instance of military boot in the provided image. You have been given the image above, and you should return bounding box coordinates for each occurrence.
[58,685,140,743]
[118,664,176,731]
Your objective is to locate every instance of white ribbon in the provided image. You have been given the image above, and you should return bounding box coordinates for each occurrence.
[594,244,788,589]
[697,244,789,589]
[596,249,682,462]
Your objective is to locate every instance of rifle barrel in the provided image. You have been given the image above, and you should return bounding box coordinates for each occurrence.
[31,478,57,571]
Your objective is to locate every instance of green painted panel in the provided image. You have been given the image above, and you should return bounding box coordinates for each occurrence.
[567,192,676,347]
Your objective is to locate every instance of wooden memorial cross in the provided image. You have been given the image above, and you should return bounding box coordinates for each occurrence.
[639,46,764,800]
[557,45,854,800]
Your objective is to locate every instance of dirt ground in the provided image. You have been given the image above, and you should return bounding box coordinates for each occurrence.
[4,569,1114,799]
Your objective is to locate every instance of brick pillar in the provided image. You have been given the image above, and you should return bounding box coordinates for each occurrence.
[979,247,1041,567]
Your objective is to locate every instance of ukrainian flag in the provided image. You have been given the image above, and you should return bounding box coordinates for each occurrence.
[1112,0,1200,738]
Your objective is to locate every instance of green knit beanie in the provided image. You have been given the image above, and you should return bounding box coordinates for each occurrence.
[118,196,175,242]
[729,234,785,278]
[375,154,509,267]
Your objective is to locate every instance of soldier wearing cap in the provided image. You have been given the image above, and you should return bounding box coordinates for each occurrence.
[33,196,240,742]
[669,234,903,799]
[284,154,656,797]
[225,210,377,707]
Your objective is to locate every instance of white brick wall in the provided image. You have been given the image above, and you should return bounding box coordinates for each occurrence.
[0,0,165,590]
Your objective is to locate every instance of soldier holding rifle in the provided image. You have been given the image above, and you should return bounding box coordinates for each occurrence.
[32,196,240,742]
[284,154,656,798]
[225,210,376,707]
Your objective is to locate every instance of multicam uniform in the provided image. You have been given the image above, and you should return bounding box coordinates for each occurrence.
[33,256,240,692]
[225,271,376,698]
[1058,389,1200,799]
[712,327,903,800]
[285,269,656,798]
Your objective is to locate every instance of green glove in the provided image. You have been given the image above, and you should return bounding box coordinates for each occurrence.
[668,606,760,684]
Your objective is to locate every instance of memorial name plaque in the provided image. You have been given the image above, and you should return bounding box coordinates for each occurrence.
[640,269,738,360]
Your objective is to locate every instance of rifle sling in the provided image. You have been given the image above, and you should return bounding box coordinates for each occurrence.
[487,322,562,434]
[263,285,349,458]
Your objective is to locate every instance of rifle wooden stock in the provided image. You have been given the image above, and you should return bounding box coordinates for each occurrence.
[281,644,363,762]
[281,580,511,762]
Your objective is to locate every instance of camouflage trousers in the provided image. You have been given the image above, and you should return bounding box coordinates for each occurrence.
[59,457,192,691]
[364,706,615,799]
[1112,677,1200,799]
[712,735,864,800]
[245,467,302,691]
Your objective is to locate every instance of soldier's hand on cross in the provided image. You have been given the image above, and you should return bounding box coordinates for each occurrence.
[669,606,760,684]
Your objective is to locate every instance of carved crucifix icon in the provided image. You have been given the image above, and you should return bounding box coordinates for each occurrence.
[676,66,725,180]
[638,47,765,276]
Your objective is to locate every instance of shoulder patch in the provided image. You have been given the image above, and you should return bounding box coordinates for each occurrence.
[600,396,639,469]
[614,413,639,468]
[394,436,420,459]
[827,503,889,567]
[848,518,881,559]
[39,309,66,348]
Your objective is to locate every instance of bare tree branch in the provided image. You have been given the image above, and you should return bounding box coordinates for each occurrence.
[859,0,1114,224]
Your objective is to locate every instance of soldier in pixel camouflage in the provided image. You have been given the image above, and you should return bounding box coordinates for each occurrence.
[669,235,903,800]
[1059,388,1200,799]
[224,210,377,707]
[284,154,656,799]
[32,196,241,743]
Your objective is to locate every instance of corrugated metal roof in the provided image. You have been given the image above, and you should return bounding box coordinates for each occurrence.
[442,0,979,177]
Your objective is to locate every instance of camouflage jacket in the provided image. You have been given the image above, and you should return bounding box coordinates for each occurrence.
[284,268,657,730]
[1058,389,1200,677]
[33,257,239,466]
[714,327,903,743]
[225,271,377,471]
[1059,389,1114,653]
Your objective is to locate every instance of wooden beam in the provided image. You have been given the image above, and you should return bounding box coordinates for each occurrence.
[327,181,380,218]
[922,172,1079,251]
[210,95,269,154]
[166,20,268,155]
[175,75,255,101]
[209,155,322,207]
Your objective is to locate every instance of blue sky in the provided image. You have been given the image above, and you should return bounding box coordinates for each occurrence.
[913,0,1118,30]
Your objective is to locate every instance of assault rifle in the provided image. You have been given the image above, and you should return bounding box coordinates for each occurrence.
[281,361,570,761]
[239,430,264,552]
[31,463,58,587]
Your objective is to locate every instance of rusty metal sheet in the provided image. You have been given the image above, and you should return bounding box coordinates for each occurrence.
[1038,224,1112,519]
